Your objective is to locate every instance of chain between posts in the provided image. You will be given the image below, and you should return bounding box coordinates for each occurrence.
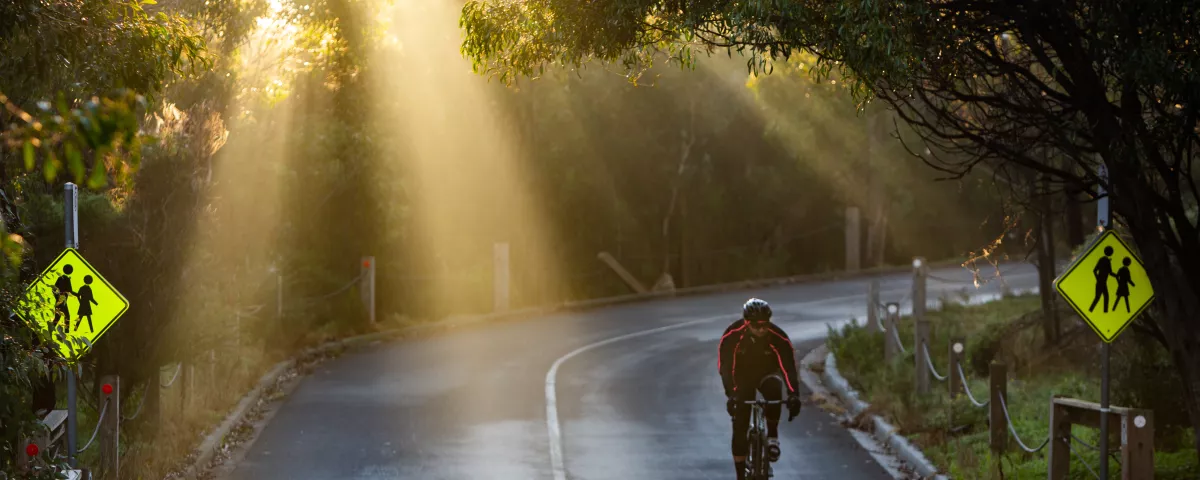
[956,364,989,407]
[121,382,150,422]
[77,398,109,453]
[922,344,947,381]
[1069,437,1103,480]
[858,264,1155,479]
[161,363,182,388]
[997,395,1051,453]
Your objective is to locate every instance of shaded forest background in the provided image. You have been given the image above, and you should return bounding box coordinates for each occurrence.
[0,0,1092,475]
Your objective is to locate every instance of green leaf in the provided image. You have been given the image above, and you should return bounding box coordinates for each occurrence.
[87,152,109,189]
[142,0,157,4]
[23,142,35,171]
[65,142,85,183]
[43,152,59,183]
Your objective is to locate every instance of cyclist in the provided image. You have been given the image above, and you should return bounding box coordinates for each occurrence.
[718,298,802,479]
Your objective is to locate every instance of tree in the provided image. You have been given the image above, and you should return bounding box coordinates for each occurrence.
[459,0,1200,458]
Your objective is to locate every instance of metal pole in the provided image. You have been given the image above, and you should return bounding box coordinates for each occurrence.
[1100,342,1110,479]
[64,182,79,467]
[1097,162,1111,479]
[1096,164,1110,230]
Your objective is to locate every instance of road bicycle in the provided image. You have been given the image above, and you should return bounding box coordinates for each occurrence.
[742,374,787,479]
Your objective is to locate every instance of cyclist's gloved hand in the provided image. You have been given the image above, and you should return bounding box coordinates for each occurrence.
[726,396,738,417]
[786,394,802,421]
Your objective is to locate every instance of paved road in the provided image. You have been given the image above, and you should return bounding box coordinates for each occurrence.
[225,264,1042,480]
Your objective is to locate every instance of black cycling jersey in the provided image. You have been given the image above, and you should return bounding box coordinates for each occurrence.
[717,319,800,397]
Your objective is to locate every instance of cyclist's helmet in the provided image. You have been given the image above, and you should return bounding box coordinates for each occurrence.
[742,298,772,323]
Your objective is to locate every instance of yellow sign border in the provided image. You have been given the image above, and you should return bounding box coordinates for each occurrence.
[1053,230,1155,343]
[17,247,130,359]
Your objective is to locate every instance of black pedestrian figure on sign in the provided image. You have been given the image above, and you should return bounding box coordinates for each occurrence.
[52,264,76,333]
[1113,257,1136,313]
[74,275,99,333]
[1089,246,1114,313]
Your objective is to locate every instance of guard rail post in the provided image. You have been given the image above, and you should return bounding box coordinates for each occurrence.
[17,425,50,469]
[98,375,119,479]
[1047,398,1071,479]
[912,256,927,325]
[1045,397,1154,479]
[180,362,191,415]
[1123,408,1155,480]
[148,375,160,427]
[867,279,880,332]
[884,302,899,362]
[914,315,931,395]
[361,256,376,323]
[989,361,1008,464]
[948,337,965,398]
[912,257,929,395]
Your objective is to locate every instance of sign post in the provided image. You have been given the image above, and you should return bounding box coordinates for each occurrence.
[1097,164,1111,479]
[65,183,78,467]
[1053,168,1153,479]
[14,183,131,468]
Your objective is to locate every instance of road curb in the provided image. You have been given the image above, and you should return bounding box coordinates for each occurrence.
[183,257,984,478]
[821,349,949,480]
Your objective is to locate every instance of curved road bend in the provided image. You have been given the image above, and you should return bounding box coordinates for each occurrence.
[225,263,1042,480]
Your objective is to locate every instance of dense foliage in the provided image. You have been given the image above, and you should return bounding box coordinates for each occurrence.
[2,0,1028,475]
[458,0,1200,460]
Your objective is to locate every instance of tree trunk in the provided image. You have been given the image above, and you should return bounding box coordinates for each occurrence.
[662,98,696,279]
[1036,176,1059,345]
[863,110,887,268]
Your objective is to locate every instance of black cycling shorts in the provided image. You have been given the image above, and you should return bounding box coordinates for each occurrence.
[729,377,783,456]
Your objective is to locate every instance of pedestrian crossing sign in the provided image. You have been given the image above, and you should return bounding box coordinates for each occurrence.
[14,248,129,360]
[1054,230,1155,343]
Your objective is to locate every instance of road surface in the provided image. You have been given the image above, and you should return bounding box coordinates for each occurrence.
[224,263,1042,480]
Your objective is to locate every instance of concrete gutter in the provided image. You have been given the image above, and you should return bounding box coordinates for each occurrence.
[820,348,949,480]
[182,257,985,478]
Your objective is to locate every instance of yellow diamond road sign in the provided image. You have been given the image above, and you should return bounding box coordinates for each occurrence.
[1055,230,1155,343]
[16,248,129,359]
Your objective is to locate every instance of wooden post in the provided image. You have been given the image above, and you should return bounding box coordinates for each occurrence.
[17,428,50,468]
[1047,399,1070,480]
[914,317,931,395]
[98,375,119,479]
[146,368,161,428]
[949,336,965,398]
[884,302,899,361]
[867,279,880,332]
[1122,409,1154,480]
[912,257,927,322]
[361,256,376,323]
[989,362,1008,459]
[180,362,191,416]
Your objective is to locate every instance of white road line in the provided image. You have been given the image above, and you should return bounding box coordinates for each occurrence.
[543,286,948,480]
[544,314,726,480]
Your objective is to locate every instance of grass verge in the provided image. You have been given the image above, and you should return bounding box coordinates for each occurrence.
[827,293,1199,479]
